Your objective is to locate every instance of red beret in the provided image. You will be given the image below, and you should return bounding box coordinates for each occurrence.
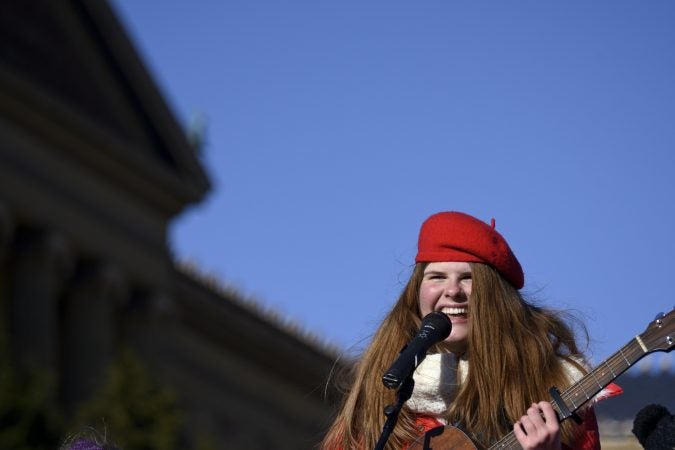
[415,211,524,289]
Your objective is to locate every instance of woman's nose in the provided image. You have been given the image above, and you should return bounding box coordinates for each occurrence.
[443,282,461,297]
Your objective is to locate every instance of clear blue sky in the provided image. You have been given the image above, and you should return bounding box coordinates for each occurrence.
[110,1,675,369]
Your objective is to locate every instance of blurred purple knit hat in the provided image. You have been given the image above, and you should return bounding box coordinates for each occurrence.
[68,439,105,450]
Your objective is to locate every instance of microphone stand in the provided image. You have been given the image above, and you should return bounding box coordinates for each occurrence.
[374,373,415,450]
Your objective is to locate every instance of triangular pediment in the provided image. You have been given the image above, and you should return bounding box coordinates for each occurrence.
[0,0,210,215]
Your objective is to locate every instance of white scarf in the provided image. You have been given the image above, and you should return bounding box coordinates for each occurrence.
[407,353,468,424]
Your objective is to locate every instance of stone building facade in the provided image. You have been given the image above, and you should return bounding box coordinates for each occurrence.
[0,0,343,447]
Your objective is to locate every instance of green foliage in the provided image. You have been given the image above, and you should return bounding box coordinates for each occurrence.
[194,434,219,450]
[0,348,63,450]
[0,322,201,449]
[73,349,184,450]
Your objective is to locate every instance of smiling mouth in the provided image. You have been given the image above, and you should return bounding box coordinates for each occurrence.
[441,306,467,318]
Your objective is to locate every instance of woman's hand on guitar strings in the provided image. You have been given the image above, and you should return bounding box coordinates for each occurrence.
[513,401,562,450]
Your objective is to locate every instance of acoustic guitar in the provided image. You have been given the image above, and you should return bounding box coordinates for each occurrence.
[409,308,674,450]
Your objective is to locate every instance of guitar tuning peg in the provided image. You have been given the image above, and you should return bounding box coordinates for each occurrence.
[654,312,665,320]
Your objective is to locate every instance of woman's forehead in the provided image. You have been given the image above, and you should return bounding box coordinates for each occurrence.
[423,261,472,272]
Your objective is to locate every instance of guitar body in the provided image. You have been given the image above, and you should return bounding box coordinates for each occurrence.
[408,425,478,450]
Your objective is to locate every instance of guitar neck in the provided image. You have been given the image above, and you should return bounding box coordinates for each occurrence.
[557,338,646,412]
[489,337,651,449]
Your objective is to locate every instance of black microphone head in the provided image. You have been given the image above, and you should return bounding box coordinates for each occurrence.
[632,404,673,448]
[381,312,452,389]
[420,311,452,341]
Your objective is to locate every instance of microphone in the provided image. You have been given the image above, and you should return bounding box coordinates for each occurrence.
[382,311,452,389]
[632,403,675,449]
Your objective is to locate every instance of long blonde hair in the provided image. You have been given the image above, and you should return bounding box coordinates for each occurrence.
[321,263,589,449]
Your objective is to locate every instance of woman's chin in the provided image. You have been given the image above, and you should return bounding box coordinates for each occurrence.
[441,336,468,355]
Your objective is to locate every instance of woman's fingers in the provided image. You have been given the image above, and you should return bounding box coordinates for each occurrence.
[537,401,560,432]
[513,402,561,450]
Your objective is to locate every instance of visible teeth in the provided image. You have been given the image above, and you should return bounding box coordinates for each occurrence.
[441,307,467,315]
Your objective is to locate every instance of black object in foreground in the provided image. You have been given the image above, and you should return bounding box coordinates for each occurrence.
[632,403,675,450]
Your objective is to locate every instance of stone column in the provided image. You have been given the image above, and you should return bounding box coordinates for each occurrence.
[0,202,13,260]
[0,202,15,345]
[61,261,128,408]
[9,227,73,370]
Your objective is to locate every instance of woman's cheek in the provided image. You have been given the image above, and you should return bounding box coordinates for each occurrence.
[418,285,438,314]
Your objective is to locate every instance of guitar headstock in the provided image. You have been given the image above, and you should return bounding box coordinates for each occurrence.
[638,308,675,353]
